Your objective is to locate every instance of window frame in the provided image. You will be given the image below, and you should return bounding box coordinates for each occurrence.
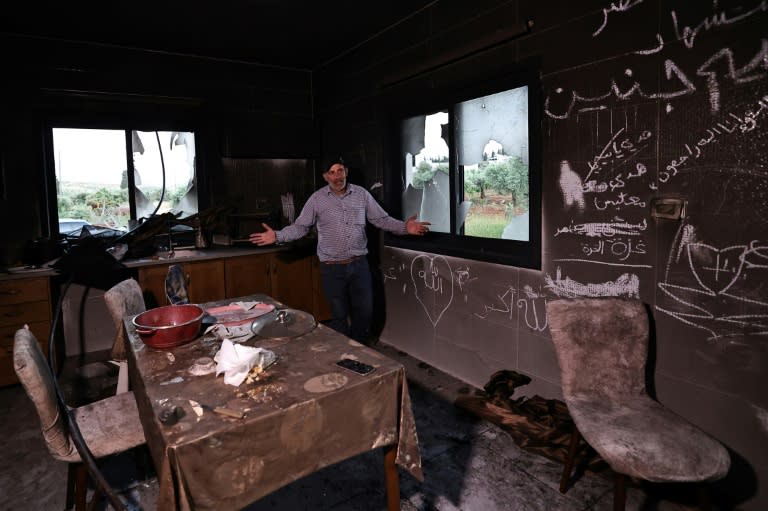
[42,117,205,237]
[383,68,542,269]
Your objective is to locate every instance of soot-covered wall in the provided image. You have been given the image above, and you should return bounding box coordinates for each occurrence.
[314,1,768,508]
[0,35,314,266]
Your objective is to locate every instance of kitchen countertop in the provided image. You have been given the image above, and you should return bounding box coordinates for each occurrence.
[0,245,290,280]
[121,245,285,268]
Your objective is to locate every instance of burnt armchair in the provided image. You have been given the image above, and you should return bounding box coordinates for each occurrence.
[546,298,730,511]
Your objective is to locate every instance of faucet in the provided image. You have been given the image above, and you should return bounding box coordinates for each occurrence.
[167,219,175,257]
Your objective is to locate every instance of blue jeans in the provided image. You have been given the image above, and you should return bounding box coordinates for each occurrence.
[319,257,373,344]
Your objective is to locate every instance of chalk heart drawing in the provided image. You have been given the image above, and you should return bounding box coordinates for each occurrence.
[411,254,454,326]
[687,243,745,295]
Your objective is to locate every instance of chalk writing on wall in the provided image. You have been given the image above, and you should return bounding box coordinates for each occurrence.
[652,3,767,52]
[594,0,768,49]
[555,132,652,268]
[545,39,767,120]
[411,254,454,326]
[656,223,768,340]
[547,0,768,123]
[661,94,768,185]
[384,251,553,330]
[584,127,653,183]
[544,267,640,298]
[554,218,648,238]
[518,286,549,332]
[472,284,549,332]
[593,0,645,37]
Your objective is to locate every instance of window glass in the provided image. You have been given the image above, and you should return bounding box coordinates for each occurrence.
[132,131,197,219]
[53,128,129,231]
[399,86,529,240]
[457,86,529,241]
[390,77,539,269]
[52,128,197,234]
[402,112,450,233]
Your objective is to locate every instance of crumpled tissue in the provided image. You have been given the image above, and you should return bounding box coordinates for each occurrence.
[214,339,277,386]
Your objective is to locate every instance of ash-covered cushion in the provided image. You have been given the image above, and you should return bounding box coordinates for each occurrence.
[547,298,648,400]
[568,394,731,482]
[13,326,77,461]
[72,392,146,460]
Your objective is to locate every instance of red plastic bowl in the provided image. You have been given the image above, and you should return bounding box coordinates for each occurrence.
[132,304,204,349]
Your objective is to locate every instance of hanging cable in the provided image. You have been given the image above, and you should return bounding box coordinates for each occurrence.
[48,278,128,511]
[148,131,167,218]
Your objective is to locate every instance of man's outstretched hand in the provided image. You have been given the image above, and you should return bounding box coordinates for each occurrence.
[249,223,277,246]
[405,215,431,236]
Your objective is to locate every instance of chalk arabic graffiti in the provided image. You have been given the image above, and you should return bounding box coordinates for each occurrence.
[661,94,768,184]
[386,254,551,329]
[558,133,652,215]
[545,41,768,119]
[544,63,694,119]
[656,223,768,341]
[555,218,647,238]
[472,284,548,331]
[593,0,645,37]
[594,191,646,211]
[474,287,515,320]
[411,254,454,326]
[545,267,641,297]
[585,127,653,183]
[581,238,646,261]
[517,286,549,332]
[697,41,768,112]
[632,2,768,53]
[593,0,768,66]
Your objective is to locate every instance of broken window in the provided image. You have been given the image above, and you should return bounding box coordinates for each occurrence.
[390,77,539,269]
[49,127,197,234]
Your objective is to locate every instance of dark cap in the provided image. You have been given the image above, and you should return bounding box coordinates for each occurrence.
[323,156,346,173]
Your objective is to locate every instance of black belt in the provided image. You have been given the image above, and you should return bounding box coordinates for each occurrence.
[322,255,363,265]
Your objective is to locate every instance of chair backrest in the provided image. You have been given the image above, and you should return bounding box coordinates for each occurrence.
[13,326,78,461]
[546,298,649,400]
[104,278,146,361]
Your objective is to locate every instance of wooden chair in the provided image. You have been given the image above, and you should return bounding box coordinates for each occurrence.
[104,278,146,394]
[546,298,731,511]
[13,325,147,511]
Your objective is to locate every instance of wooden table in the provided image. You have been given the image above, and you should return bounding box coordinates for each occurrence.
[124,294,422,511]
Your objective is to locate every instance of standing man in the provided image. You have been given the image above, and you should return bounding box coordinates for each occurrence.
[250,160,430,344]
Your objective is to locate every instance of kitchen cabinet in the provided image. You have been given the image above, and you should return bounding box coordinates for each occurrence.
[133,249,330,321]
[310,256,332,322]
[224,253,272,298]
[0,277,52,387]
[138,260,226,307]
[224,253,322,317]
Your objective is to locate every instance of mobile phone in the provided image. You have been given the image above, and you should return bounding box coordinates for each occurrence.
[336,358,375,375]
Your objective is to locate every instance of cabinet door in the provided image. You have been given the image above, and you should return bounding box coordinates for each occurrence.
[138,265,171,308]
[185,260,226,304]
[311,256,332,321]
[0,277,51,387]
[225,254,272,298]
[271,255,314,313]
